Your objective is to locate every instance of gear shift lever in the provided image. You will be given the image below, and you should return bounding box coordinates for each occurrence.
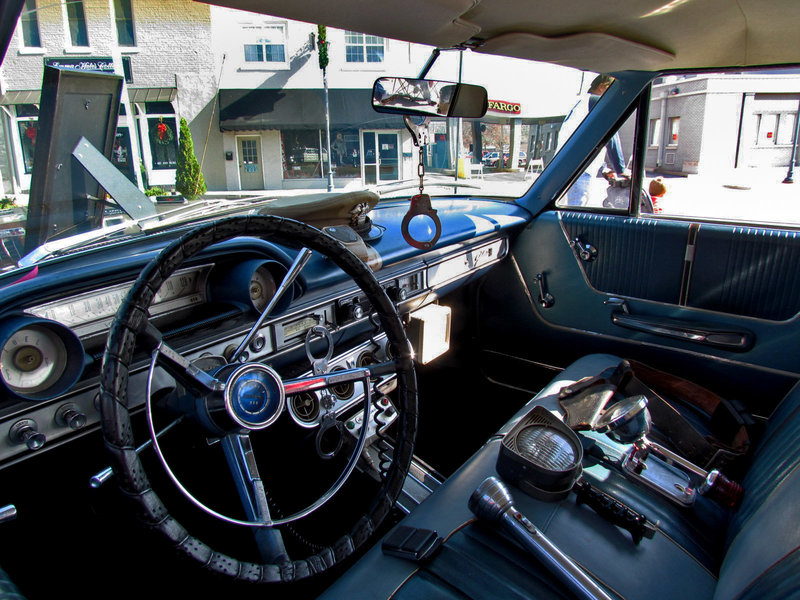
[469,477,614,600]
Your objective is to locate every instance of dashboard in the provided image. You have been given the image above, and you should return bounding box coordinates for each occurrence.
[0,198,528,469]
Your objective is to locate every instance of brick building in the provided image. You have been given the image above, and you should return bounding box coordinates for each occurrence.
[645,74,800,175]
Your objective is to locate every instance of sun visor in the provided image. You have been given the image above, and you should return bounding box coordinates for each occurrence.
[475,31,675,72]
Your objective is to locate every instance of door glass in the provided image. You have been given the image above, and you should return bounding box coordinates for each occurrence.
[378,133,399,181]
[556,109,638,211]
[362,131,377,184]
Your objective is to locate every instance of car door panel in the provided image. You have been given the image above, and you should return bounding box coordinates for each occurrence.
[688,224,800,320]
[559,211,689,303]
[477,210,800,408]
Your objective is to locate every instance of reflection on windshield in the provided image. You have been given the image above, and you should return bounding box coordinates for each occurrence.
[0,3,594,270]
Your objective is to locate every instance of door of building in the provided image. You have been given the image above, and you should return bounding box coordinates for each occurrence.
[238,136,263,190]
[362,131,400,185]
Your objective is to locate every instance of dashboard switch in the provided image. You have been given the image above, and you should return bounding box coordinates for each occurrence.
[56,403,87,430]
[9,419,46,451]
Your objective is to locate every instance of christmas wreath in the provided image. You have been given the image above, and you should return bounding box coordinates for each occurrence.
[155,121,174,145]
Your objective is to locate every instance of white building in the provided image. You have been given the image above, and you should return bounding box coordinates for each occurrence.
[0,0,217,195]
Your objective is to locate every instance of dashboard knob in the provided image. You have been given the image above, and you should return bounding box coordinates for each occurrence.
[387,286,408,302]
[338,301,365,323]
[9,419,46,451]
[56,403,87,430]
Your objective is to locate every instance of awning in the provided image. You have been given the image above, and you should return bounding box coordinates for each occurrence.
[127,87,177,103]
[219,88,405,131]
[0,90,40,105]
[1,87,178,105]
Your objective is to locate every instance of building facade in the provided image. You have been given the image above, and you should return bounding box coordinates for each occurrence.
[646,74,800,175]
[0,0,218,195]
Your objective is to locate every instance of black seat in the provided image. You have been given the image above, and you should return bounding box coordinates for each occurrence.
[322,354,800,599]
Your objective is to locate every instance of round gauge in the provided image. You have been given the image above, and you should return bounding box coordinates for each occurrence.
[1,325,66,394]
[0,318,84,401]
[249,265,277,313]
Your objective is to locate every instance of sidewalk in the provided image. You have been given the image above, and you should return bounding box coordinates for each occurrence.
[653,167,800,225]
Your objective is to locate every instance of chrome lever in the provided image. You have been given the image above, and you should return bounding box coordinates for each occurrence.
[571,237,597,262]
[536,273,555,308]
[0,505,17,524]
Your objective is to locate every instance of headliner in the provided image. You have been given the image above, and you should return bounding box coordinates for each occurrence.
[203,0,800,72]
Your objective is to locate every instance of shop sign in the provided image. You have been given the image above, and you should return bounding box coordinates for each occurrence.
[488,99,521,114]
[44,57,115,73]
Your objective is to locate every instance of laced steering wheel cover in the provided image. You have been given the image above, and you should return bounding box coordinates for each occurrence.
[100,215,418,582]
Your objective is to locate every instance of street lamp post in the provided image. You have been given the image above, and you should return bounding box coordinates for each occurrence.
[783,101,800,184]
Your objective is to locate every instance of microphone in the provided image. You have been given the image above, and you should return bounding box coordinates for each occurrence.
[469,477,614,600]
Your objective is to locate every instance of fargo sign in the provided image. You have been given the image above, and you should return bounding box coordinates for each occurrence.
[487,99,521,114]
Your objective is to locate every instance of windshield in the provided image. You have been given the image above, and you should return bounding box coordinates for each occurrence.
[0,3,595,272]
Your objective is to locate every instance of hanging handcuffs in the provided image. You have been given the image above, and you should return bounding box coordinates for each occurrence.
[401,116,442,250]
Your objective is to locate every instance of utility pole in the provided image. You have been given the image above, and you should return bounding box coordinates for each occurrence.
[318,25,334,191]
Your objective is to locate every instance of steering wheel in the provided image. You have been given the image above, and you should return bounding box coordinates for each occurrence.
[100,215,417,583]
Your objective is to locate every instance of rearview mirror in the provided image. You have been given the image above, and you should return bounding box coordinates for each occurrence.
[372,77,488,119]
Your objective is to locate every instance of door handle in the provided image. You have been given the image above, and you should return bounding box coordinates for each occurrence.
[610,313,754,351]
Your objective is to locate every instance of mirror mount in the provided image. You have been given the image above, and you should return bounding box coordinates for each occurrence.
[403,115,430,148]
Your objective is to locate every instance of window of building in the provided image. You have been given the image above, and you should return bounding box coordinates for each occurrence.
[66,0,89,47]
[648,118,661,147]
[282,130,325,179]
[20,0,41,48]
[14,105,39,175]
[114,0,136,47]
[330,129,360,178]
[668,117,679,146]
[243,23,286,64]
[144,104,178,170]
[757,112,797,146]
[777,112,797,146]
[345,31,384,63]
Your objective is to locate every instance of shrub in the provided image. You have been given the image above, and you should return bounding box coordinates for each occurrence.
[175,118,206,201]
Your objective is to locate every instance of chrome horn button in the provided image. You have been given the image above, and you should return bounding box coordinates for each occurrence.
[224,363,285,429]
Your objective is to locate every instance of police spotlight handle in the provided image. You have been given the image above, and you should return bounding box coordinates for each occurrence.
[469,477,614,600]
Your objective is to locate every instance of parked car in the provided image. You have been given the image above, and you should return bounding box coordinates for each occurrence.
[1,1,799,600]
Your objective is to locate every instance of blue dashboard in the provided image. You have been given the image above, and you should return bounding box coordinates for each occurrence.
[0,197,529,468]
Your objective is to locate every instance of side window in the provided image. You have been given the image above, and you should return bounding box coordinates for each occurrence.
[555,75,640,211]
[641,71,800,226]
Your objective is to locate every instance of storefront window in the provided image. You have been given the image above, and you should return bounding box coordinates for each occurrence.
[15,105,39,175]
[330,129,360,178]
[147,117,178,170]
[282,129,325,179]
[112,128,136,182]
